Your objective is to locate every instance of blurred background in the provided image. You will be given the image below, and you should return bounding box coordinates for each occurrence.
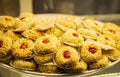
[0,0,120,24]
[0,0,120,16]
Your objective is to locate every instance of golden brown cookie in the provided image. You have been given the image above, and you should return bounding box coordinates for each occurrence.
[34,35,61,54]
[60,30,84,47]
[22,30,43,40]
[33,54,53,64]
[10,59,36,70]
[55,17,76,30]
[89,55,109,69]
[54,46,80,69]
[65,60,87,73]
[0,16,16,30]
[97,34,116,47]
[38,62,61,73]
[80,40,102,63]
[0,36,12,58]
[102,23,120,41]
[12,38,34,59]
[5,30,21,41]
[103,49,120,61]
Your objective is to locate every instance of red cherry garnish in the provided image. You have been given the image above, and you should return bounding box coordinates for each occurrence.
[42,39,49,44]
[109,30,115,34]
[89,47,96,54]
[72,33,79,37]
[0,40,3,47]
[20,17,26,20]
[105,37,109,40]
[64,51,71,59]
[5,18,10,21]
[20,43,28,49]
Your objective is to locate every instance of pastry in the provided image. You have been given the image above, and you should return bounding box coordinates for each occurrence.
[0,36,12,58]
[55,17,76,30]
[33,54,53,64]
[103,49,120,61]
[11,59,36,70]
[22,29,43,40]
[14,12,36,31]
[18,12,36,22]
[34,35,61,54]
[102,23,120,41]
[80,17,102,33]
[12,38,34,59]
[80,40,102,63]
[65,60,87,73]
[0,16,16,30]
[5,30,21,41]
[0,53,13,64]
[77,28,98,39]
[60,30,84,47]
[45,26,64,37]
[32,18,54,31]
[54,46,80,69]
[97,34,116,47]
[38,62,61,73]
[89,55,109,69]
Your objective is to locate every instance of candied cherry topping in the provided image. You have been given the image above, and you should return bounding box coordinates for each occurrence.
[64,51,71,59]
[20,17,26,20]
[72,33,79,37]
[20,43,28,49]
[105,37,109,40]
[109,30,115,34]
[42,39,49,44]
[5,18,10,21]
[89,47,96,54]
[0,40,3,47]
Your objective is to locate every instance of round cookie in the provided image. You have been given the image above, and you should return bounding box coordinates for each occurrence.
[102,23,120,41]
[14,12,36,31]
[5,30,21,41]
[80,17,102,33]
[77,28,98,39]
[22,29,43,40]
[10,59,36,70]
[0,53,13,64]
[54,46,80,69]
[65,60,87,73]
[45,26,64,37]
[32,18,54,31]
[0,36,12,58]
[89,55,109,70]
[80,40,102,63]
[18,12,36,22]
[103,49,120,61]
[33,54,53,64]
[55,17,76,30]
[34,35,61,54]
[60,30,84,47]
[38,62,61,73]
[97,34,116,47]
[0,16,16,30]
[12,38,34,59]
